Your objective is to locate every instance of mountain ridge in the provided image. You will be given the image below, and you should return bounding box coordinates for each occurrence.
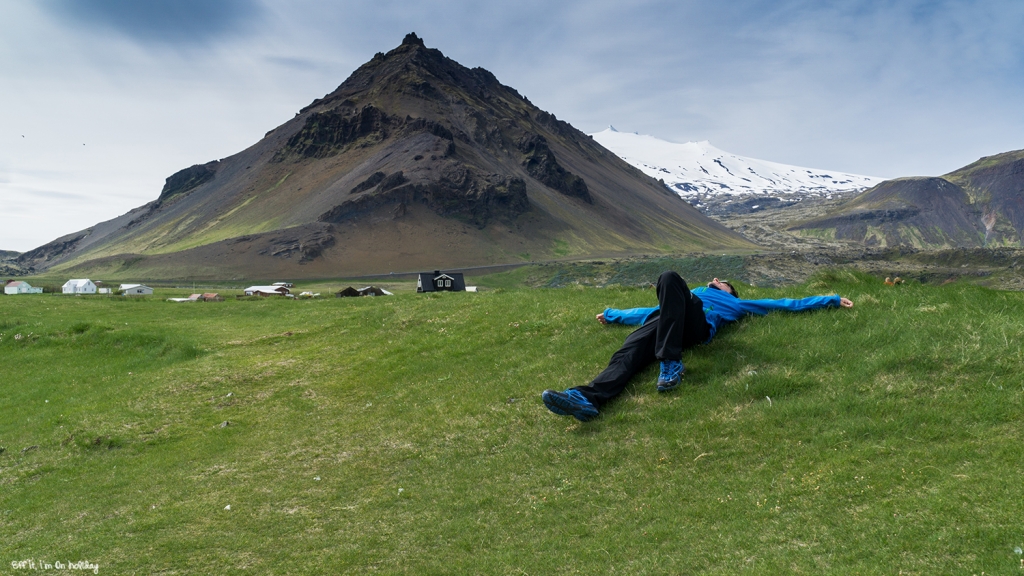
[790,149,1024,248]
[590,127,883,215]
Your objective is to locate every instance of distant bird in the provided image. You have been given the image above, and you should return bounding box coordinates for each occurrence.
[893,276,904,285]
[884,277,894,286]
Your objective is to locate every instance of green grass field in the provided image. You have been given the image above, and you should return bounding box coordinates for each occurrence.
[2,270,1023,574]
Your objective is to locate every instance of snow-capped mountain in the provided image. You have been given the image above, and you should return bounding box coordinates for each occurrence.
[591,127,883,210]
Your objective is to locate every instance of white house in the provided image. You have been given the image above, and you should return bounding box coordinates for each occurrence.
[4,281,43,295]
[119,284,154,296]
[62,279,97,294]
[244,285,291,297]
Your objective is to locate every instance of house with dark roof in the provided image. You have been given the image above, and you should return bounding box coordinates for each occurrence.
[417,271,465,293]
[336,286,394,297]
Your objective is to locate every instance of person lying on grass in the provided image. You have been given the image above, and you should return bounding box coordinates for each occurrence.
[542,271,854,422]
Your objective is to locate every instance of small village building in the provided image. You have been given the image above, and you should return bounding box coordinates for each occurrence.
[358,286,393,297]
[167,293,223,303]
[119,284,154,296]
[272,282,294,288]
[244,285,291,297]
[62,279,97,294]
[336,286,394,298]
[417,271,466,293]
[4,281,43,295]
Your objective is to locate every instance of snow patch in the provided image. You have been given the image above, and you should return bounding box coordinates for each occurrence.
[590,128,884,204]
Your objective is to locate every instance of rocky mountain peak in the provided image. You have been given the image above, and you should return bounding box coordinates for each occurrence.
[402,32,425,47]
[302,34,513,117]
[276,34,597,225]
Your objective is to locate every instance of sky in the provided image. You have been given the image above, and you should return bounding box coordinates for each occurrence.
[2,0,1023,252]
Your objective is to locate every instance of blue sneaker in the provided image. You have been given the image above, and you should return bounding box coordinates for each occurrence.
[657,360,685,392]
[542,389,599,422]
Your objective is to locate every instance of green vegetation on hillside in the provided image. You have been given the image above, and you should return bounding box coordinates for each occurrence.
[2,272,1023,573]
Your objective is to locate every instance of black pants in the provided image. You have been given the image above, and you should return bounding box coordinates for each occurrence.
[573,271,709,406]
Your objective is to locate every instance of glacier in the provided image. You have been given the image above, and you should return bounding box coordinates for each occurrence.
[590,127,883,212]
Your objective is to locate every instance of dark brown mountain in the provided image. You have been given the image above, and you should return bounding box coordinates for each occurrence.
[18,33,752,279]
[789,149,1024,248]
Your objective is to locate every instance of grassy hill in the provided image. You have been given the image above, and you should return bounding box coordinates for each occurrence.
[2,271,1023,573]
[789,149,1024,250]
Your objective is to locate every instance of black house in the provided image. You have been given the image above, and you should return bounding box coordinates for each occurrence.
[417,270,466,293]
[335,286,360,298]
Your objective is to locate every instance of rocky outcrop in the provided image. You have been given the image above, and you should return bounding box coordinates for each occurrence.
[516,133,591,203]
[274,105,458,163]
[350,171,387,194]
[254,224,336,264]
[274,105,392,161]
[119,161,220,231]
[948,155,1024,245]
[319,161,528,228]
[16,231,91,269]
[0,250,27,276]
[158,162,219,205]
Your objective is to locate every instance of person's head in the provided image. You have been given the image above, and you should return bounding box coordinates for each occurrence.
[707,277,738,297]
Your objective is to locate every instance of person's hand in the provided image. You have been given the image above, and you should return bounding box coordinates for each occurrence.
[596,312,608,324]
[839,297,854,308]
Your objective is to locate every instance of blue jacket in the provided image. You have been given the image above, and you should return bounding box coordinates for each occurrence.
[602,287,842,341]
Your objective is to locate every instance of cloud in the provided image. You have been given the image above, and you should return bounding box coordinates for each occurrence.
[0,182,141,251]
[263,55,331,73]
[20,189,92,202]
[496,0,1024,177]
[43,0,264,45]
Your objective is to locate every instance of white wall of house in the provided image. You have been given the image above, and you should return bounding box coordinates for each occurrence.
[62,279,97,294]
[4,282,42,295]
[119,284,153,296]
[244,286,290,296]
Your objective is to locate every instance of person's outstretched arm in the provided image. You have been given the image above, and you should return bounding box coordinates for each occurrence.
[597,306,658,326]
[738,294,853,316]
